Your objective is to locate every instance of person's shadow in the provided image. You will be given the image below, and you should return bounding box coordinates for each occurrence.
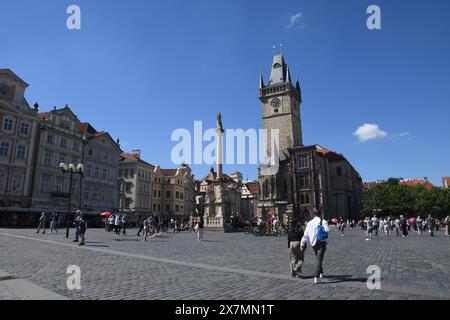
[299,274,369,284]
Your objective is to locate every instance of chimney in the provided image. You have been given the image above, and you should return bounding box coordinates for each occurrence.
[131,149,141,159]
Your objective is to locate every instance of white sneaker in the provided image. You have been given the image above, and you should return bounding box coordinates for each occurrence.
[319,273,323,279]
[314,277,319,284]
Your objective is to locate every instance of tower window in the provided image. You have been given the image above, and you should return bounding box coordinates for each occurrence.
[273,63,282,69]
[298,154,309,169]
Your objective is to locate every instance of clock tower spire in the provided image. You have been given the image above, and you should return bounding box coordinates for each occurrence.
[259,53,303,158]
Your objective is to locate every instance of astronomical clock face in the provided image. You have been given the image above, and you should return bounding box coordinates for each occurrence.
[0,84,7,96]
[270,98,281,113]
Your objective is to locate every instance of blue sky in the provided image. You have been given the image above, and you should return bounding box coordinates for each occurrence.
[1,0,449,185]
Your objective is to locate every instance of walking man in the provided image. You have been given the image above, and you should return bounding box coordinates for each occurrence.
[36,212,47,234]
[121,213,128,235]
[143,216,150,241]
[426,214,436,237]
[399,215,408,237]
[197,216,204,241]
[339,217,345,237]
[73,210,82,242]
[288,220,304,278]
[416,216,423,237]
[114,213,121,235]
[49,212,58,234]
[301,209,330,284]
[78,213,87,246]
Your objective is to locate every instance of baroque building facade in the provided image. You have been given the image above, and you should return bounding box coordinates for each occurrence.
[31,106,85,214]
[79,122,122,215]
[118,150,154,221]
[0,69,39,218]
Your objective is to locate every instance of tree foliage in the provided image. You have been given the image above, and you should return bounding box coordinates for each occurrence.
[363,179,450,218]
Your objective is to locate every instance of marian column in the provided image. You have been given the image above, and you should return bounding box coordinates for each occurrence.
[216,112,224,180]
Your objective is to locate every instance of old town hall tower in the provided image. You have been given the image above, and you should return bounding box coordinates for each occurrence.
[257,53,303,219]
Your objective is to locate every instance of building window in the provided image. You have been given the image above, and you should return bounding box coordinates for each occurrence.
[44,152,53,167]
[180,193,184,200]
[40,176,50,192]
[102,168,107,179]
[299,174,310,188]
[94,167,99,178]
[3,118,13,132]
[92,188,98,201]
[72,142,80,152]
[58,154,66,164]
[153,204,156,211]
[20,122,30,135]
[337,167,342,176]
[130,169,134,177]
[88,148,93,156]
[175,205,179,212]
[298,154,309,169]
[158,190,161,197]
[153,190,157,197]
[306,194,311,204]
[158,204,161,211]
[47,134,54,145]
[60,138,67,148]
[0,171,6,190]
[56,178,64,193]
[16,145,26,160]
[125,198,131,209]
[12,175,23,192]
[166,204,170,212]
[60,120,70,130]
[0,142,9,156]
[166,191,170,198]
[86,165,91,176]
[176,191,179,199]
[84,188,90,200]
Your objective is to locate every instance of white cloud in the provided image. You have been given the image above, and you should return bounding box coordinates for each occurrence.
[353,123,387,142]
[398,132,410,137]
[286,13,304,29]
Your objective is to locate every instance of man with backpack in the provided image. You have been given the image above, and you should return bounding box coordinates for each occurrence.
[301,209,330,284]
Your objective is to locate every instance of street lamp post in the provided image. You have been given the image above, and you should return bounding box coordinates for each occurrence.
[60,162,84,238]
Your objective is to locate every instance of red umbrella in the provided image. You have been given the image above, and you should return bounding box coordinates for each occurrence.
[331,218,338,224]
[100,211,112,217]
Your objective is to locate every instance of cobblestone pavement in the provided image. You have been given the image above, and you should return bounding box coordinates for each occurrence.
[0,227,449,300]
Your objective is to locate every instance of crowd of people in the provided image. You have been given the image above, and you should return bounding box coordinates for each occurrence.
[330,215,450,239]
[104,214,205,242]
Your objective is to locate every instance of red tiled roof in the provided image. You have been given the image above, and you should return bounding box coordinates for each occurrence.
[77,122,97,135]
[120,153,138,162]
[400,180,435,190]
[161,169,178,176]
[316,148,345,161]
[246,181,259,194]
[38,112,52,120]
